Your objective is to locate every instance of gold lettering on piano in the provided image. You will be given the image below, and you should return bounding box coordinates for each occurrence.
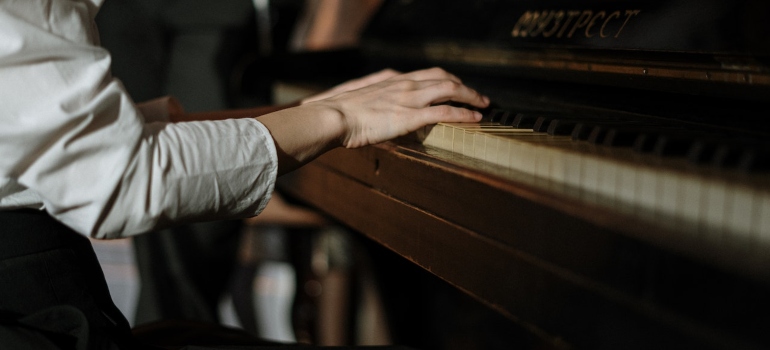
[617,10,641,38]
[542,11,565,38]
[567,10,593,38]
[512,9,641,39]
[600,11,621,38]
[557,11,581,38]
[585,11,606,38]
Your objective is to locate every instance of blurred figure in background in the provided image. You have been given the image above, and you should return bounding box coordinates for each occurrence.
[289,0,382,52]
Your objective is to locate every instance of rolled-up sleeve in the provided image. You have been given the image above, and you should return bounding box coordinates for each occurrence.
[0,0,277,238]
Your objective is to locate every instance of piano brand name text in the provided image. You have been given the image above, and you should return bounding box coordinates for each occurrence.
[512,10,641,39]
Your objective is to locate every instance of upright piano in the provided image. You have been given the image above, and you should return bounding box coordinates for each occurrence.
[277,1,770,349]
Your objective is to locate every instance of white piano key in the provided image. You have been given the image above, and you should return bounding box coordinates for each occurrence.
[728,186,755,239]
[676,175,702,229]
[424,125,441,149]
[753,194,770,244]
[484,135,498,164]
[562,151,583,193]
[636,167,659,213]
[451,126,461,154]
[434,124,447,150]
[449,125,459,153]
[580,156,600,203]
[517,142,537,176]
[474,132,487,159]
[535,146,551,179]
[615,163,637,209]
[443,124,454,150]
[497,134,518,165]
[549,148,567,186]
[425,124,437,146]
[455,125,466,154]
[703,181,728,235]
[658,172,681,228]
[504,138,521,172]
[496,135,513,169]
[596,160,618,204]
[462,130,475,157]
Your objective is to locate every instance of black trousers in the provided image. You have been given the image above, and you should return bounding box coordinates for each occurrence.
[0,209,143,349]
[0,210,416,350]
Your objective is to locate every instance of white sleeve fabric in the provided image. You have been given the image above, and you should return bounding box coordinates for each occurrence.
[0,0,278,238]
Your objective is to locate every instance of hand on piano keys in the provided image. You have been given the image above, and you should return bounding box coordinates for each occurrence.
[257,67,489,174]
[306,67,490,148]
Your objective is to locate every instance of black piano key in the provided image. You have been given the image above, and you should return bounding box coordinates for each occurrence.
[713,144,744,168]
[738,148,770,172]
[653,134,696,157]
[571,123,596,141]
[604,128,641,147]
[569,119,639,141]
[511,113,538,129]
[483,102,503,112]
[498,111,518,125]
[541,115,641,137]
[587,126,610,144]
[686,140,718,164]
[564,117,670,144]
[689,137,744,168]
[546,119,579,136]
[480,109,504,123]
[633,132,660,153]
[533,116,554,132]
[575,120,658,144]
[543,115,623,135]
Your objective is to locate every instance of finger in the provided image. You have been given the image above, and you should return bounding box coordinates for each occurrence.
[406,79,490,108]
[392,67,462,84]
[414,104,483,127]
[303,69,401,104]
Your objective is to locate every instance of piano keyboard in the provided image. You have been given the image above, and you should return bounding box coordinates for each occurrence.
[414,114,770,244]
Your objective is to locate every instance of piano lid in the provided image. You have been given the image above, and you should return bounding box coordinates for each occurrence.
[361,0,770,99]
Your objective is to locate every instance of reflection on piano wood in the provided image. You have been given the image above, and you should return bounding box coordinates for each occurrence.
[278,0,770,349]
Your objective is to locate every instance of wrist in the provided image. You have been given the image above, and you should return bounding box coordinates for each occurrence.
[256,101,348,175]
[302,100,348,149]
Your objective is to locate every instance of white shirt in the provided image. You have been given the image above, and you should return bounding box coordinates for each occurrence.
[0,0,277,238]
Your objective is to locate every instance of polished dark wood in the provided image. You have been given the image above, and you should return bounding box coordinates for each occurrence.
[279,140,770,350]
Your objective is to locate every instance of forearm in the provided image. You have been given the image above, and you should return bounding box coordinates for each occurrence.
[136,96,326,175]
[256,102,345,175]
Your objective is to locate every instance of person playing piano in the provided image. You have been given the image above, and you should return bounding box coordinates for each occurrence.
[0,0,489,348]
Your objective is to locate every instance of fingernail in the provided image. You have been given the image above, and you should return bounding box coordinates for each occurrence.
[483,96,490,105]
[474,111,482,120]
